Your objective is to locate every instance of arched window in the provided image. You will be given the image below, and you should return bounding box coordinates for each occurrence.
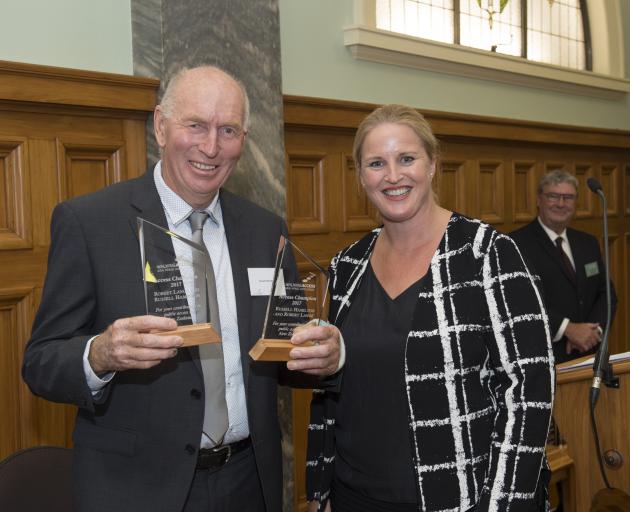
[376,0,590,71]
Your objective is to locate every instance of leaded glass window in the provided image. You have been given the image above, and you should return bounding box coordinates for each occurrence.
[375,0,590,70]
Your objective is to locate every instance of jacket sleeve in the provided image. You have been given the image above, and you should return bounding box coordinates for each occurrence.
[22,202,102,412]
[476,233,555,511]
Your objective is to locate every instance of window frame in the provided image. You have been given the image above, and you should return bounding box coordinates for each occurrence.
[346,0,629,99]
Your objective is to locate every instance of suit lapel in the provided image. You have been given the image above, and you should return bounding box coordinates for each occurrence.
[220,190,254,389]
[566,228,586,291]
[129,169,171,242]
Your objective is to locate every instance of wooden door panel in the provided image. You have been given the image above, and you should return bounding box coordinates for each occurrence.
[0,138,31,249]
[57,141,124,200]
[286,152,328,234]
[478,160,505,224]
[341,155,378,232]
[513,161,538,222]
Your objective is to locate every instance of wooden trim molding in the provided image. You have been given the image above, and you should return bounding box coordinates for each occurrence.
[0,60,159,112]
[283,95,630,149]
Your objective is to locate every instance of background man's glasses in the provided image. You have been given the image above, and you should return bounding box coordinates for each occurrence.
[542,192,577,203]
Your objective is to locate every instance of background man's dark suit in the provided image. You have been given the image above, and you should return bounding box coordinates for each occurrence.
[22,169,294,511]
[510,219,616,364]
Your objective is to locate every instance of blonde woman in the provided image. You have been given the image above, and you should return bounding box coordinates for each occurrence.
[306,105,554,512]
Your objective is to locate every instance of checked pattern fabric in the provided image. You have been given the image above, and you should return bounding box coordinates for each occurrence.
[306,214,554,512]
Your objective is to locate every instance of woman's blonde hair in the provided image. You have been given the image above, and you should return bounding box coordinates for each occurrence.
[352,104,439,170]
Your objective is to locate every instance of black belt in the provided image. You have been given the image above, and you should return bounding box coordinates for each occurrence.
[196,437,251,470]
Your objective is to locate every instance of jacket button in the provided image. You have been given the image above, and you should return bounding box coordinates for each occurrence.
[185,444,196,455]
[190,388,202,399]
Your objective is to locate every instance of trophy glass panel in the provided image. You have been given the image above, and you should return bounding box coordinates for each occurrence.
[250,236,329,361]
[137,217,220,346]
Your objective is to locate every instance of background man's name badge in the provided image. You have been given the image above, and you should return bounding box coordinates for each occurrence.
[584,261,599,277]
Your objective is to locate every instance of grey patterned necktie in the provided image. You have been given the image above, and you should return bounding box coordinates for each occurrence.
[188,210,228,446]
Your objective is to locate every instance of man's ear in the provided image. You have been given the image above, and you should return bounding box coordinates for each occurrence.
[154,107,166,148]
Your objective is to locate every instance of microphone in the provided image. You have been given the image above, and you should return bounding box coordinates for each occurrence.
[587,177,603,194]
[587,177,612,409]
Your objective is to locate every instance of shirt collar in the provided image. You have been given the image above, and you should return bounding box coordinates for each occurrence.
[537,216,567,243]
[153,161,223,228]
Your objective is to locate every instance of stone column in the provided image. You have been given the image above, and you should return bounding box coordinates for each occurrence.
[131,0,293,508]
[131,0,286,217]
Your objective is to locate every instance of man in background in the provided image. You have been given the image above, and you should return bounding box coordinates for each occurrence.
[23,65,341,512]
[510,169,616,364]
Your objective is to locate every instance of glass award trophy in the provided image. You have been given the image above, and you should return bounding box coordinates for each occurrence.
[249,236,329,361]
[137,217,220,346]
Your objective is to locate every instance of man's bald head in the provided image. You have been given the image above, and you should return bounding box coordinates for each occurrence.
[159,66,250,131]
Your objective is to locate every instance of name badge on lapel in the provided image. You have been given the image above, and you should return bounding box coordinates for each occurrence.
[584,261,599,277]
[248,268,286,296]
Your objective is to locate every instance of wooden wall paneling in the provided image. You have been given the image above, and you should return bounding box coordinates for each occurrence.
[600,164,619,216]
[0,62,158,460]
[625,233,630,354]
[574,163,595,219]
[57,140,124,201]
[286,151,328,234]
[606,233,623,355]
[0,287,35,457]
[437,159,468,214]
[478,160,505,225]
[123,119,150,178]
[28,139,59,248]
[625,165,630,215]
[0,289,27,457]
[513,161,538,222]
[341,154,378,232]
[0,60,158,112]
[555,361,630,509]
[0,138,31,250]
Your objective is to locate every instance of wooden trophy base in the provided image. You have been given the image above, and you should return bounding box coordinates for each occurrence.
[153,323,220,347]
[249,338,315,361]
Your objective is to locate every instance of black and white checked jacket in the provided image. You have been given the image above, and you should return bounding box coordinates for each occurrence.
[307,214,554,511]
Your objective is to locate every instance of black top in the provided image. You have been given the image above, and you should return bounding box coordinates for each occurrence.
[334,263,423,505]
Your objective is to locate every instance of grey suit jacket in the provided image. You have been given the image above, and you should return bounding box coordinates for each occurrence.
[23,168,294,511]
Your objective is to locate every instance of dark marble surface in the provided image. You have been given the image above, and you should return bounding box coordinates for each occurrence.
[131,0,163,169]
[131,1,292,508]
[132,0,286,216]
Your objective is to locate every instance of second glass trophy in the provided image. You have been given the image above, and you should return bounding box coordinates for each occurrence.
[249,236,329,361]
[138,217,220,346]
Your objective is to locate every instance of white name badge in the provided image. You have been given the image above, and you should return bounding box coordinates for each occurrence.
[248,268,286,296]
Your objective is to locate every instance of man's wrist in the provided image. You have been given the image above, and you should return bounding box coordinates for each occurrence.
[83,336,114,393]
[553,318,570,342]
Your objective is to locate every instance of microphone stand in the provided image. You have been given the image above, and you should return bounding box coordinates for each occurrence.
[586,178,618,491]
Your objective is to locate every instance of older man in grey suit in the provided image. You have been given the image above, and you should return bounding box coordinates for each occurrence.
[23,66,341,512]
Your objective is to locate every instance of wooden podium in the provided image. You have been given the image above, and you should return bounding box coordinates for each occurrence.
[554,354,630,511]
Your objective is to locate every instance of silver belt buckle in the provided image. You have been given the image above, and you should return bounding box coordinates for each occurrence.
[211,443,231,465]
